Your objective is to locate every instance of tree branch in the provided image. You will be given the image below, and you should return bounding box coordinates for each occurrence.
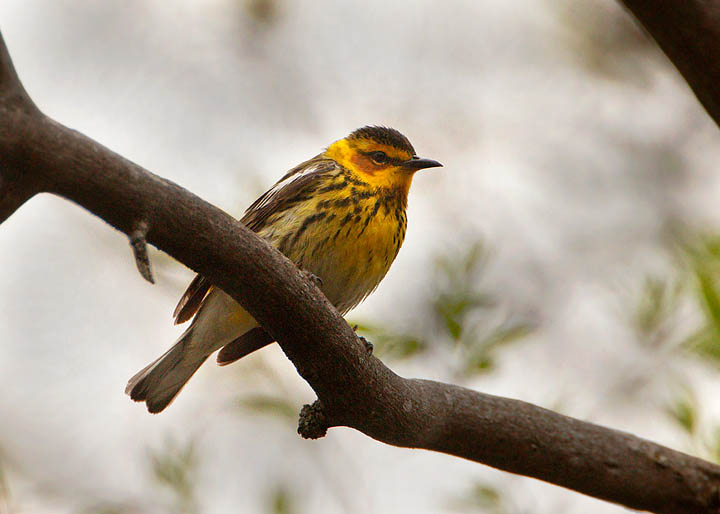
[0,33,41,222]
[619,0,720,129]
[1,26,719,514]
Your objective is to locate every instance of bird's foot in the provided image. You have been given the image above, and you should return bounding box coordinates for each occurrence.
[358,335,374,354]
[301,269,323,287]
[351,325,374,354]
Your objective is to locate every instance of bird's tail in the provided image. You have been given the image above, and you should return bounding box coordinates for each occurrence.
[125,326,207,414]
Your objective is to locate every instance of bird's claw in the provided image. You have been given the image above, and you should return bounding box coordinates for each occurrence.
[357,335,373,354]
[301,269,323,287]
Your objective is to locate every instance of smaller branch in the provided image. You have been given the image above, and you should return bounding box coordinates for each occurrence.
[129,220,155,284]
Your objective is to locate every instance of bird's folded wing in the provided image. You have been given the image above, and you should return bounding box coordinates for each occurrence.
[216,327,274,365]
[173,156,337,325]
[173,274,212,324]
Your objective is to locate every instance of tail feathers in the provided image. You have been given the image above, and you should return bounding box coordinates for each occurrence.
[216,327,274,366]
[126,327,208,414]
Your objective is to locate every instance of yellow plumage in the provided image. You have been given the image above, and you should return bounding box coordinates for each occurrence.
[126,126,441,413]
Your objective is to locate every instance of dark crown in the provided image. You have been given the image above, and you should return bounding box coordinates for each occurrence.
[348,126,416,155]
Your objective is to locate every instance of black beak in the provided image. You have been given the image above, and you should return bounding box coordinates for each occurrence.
[402,156,443,170]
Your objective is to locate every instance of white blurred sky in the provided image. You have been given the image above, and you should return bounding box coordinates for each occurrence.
[2,1,720,513]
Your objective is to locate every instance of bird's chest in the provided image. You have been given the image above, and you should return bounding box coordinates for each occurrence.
[278,198,407,313]
[335,205,405,274]
[321,207,406,311]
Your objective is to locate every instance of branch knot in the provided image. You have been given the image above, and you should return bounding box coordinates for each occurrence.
[298,400,329,439]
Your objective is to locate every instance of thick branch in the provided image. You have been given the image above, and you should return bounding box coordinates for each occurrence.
[1,29,719,514]
[0,176,35,225]
[619,0,720,128]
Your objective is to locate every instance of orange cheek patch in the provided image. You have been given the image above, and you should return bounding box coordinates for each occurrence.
[350,153,377,175]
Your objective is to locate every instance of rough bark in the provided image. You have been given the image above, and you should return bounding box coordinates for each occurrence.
[1,11,720,513]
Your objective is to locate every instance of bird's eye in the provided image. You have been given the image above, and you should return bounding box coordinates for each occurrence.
[370,151,388,165]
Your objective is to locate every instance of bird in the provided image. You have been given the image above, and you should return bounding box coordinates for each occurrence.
[126,126,442,413]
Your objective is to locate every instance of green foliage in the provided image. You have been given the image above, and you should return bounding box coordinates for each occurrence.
[627,234,720,464]
[711,428,720,464]
[632,276,682,344]
[679,237,720,459]
[239,394,297,421]
[233,359,301,424]
[465,484,502,509]
[666,389,720,464]
[352,241,533,378]
[684,329,720,363]
[681,235,720,364]
[460,321,534,376]
[352,322,427,360]
[666,389,698,435]
[149,438,198,514]
[267,484,297,514]
[628,234,720,365]
[433,243,495,342]
[432,242,534,377]
[447,481,518,514]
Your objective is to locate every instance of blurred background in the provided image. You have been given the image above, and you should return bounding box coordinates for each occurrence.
[2,0,720,512]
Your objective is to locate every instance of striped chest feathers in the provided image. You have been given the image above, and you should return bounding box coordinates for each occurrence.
[262,181,408,313]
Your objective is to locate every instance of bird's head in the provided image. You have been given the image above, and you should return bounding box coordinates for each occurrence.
[324,126,442,191]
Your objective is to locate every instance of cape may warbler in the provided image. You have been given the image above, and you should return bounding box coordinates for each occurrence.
[126,126,442,413]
